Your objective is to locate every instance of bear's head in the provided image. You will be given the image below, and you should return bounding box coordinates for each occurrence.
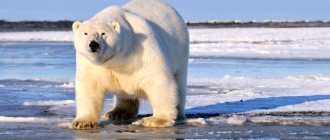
[72,19,125,65]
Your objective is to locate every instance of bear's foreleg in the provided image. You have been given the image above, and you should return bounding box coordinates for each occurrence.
[72,79,105,130]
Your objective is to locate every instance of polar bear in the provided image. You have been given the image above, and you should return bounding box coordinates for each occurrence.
[71,0,189,130]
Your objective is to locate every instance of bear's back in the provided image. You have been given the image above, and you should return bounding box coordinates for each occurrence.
[123,0,189,70]
[123,0,188,45]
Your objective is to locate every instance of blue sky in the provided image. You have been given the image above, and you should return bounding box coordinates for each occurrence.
[0,0,329,21]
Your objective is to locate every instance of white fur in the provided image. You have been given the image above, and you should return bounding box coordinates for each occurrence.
[72,0,189,129]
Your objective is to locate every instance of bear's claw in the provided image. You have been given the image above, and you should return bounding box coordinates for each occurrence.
[71,120,100,130]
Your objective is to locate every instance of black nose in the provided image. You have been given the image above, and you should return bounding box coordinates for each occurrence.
[89,41,99,53]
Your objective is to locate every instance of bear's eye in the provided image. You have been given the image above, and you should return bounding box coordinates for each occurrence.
[84,33,88,35]
[101,33,106,36]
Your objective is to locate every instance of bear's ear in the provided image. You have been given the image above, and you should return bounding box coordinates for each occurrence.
[110,21,120,33]
[72,21,82,31]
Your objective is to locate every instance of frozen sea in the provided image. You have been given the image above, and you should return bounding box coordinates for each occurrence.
[1,28,330,139]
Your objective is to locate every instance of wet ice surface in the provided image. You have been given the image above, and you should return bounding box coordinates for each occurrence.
[1,28,330,139]
[2,122,330,139]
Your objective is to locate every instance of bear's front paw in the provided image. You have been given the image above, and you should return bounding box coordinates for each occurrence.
[105,109,136,124]
[132,116,174,128]
[71,119,100,130]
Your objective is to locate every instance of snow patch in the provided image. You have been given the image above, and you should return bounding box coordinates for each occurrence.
[186,76,330,114]
[23,100,74,106]
[0,116,48,123]
[256,99,330,112]
[57,82,75,88]
[189,28,330,59]
[186,118,208,125]
[227,115,250,125]
[248,116,330,126]
[2,28,330,59]
[0,31,73,42]
[57,122,72,128]
[287,75,330,82]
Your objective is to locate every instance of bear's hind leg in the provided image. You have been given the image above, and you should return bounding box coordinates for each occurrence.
[174,69,187,123]
[105,95,139,124]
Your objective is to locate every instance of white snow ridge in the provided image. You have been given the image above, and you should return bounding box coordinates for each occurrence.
[23,100,75,106]
[0,116,48,123]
